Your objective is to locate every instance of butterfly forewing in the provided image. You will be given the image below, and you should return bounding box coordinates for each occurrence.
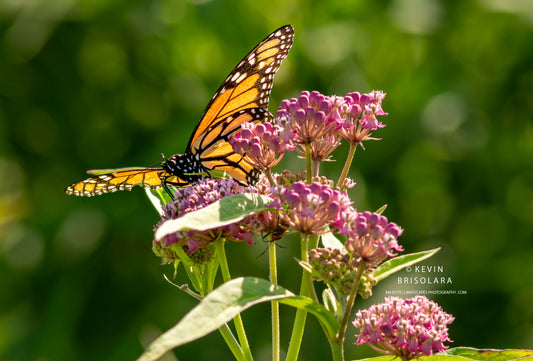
[187,24,294,152]
[197,108,273,184]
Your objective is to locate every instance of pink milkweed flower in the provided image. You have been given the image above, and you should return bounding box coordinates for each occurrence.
[230,121,294,171]
[353,295,454,360]
[270,181,352,235]
[276,91,343,162]
[338,90,388,148]
[344,210,404,268]
[276,90,388,161]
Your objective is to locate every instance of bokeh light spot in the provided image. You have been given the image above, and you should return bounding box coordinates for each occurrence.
[77,37,128,89]
[389,0,443,34]
[55,208,106,261]
[302,23,354,66]
[422,92,466,135]
[505,172,533,226]
[2,225,45,272]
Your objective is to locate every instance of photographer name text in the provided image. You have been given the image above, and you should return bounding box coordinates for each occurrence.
[399,265,452,285]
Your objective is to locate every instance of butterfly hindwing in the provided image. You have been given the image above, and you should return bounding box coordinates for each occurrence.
[197,107,273,184]
[65,168,185,197]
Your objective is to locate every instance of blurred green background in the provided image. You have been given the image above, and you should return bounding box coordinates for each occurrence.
[1,0,532,360]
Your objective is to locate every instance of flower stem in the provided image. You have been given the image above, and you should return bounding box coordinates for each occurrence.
[286,233,316,361]
[216,240,254,361]
[336,142,357,189]
[265,168,275,187]
[300,234,317,301]
[219,324,246,361]
[269,240,280,361]
[286,305,307,361]
[336,262,366,344]
[329,339,344,361]
[313,159,321,177]
[305,143,312,183]
[306,234,319,302]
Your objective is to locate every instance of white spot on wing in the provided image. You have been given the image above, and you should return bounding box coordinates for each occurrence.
[235,72,246,84]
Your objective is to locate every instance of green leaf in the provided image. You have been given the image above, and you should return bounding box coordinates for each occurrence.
[280,295,339,339]
[321,231,345,250]
[351,348,533,361]
[137,277,339,361]
[443,347,533,361]
[350,354,478,361]
[351,357,452,361]
[155,193,274,241]
[375,204,388,215]
[295,258,313,274]
[372,248,440,282]
[145,188,172,216]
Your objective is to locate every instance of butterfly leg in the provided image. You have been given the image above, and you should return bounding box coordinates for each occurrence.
[161,177,176,199]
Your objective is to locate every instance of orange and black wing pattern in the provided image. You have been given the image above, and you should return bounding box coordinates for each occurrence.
[65,168,187,197]
[65,25,293,197]
[188,25,294,183]
[187,24,294,152]
[198,108,274,185]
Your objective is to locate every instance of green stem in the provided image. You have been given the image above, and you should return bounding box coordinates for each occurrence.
[306,234,319,303]
[285,304,307,361]
[286,233,316,361]
[219,324,246,361]
[305,143,312,183]
[329,340,344,361]
[285,284,308,361]
[336,262,366,344]
[312,159,321,178]
[336,142,357,190]
[300,234,314,299]
[269,241,280,361]
[163,274,203,301]
[216,240,254,361]
[265,168,275,186]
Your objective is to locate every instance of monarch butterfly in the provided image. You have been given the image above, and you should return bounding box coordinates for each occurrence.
[65,25,294,197]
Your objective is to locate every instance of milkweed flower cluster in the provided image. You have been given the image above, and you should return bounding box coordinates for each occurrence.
[308,247,377,298]
[230,122,294,171]
[276,90,343,162]
[275,90,388,163]
[269,181,353,235]
[153,178,255,263]
[337,90,387,146]
[353,295,454,360]
[147,85,456,360]
[343,211,404,268]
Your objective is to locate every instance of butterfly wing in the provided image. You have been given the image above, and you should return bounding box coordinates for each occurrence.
[65,25,294,197]
[186,25,293,184]
[65,168,186,197]
[187,24,294,152]
[197,107,274,184]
